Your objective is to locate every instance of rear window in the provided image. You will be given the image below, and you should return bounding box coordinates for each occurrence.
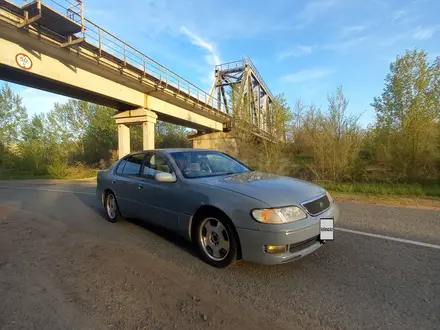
[116,160,127,174]
[117,154,145,176]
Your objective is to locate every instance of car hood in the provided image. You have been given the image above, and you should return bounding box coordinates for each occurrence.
[197,171,325,207]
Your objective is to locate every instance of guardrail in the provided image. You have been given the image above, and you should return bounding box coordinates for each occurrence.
[82,20,225,112]
[215,59,245,72]
[244,56,275,100]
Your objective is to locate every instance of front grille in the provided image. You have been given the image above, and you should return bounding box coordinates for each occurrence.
[302,195,330,216]
[289,235,320,253]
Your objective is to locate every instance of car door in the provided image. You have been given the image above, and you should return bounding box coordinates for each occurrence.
[111,153,146,218]
[134,152,180,231]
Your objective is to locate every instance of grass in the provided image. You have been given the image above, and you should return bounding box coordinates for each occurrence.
[0,167,97,180]
[320,182,440,209]
[321,182,440,197]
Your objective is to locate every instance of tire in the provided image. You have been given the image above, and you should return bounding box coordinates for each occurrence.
[104,191,123,223]
[194,213,238,268]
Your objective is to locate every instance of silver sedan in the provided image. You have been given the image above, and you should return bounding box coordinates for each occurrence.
[96,148,339,268]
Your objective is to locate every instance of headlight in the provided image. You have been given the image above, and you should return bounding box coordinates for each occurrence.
[251,206,307,224]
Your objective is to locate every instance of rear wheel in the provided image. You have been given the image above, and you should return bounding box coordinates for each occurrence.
[105,191,123,223]
[195,214,238,268]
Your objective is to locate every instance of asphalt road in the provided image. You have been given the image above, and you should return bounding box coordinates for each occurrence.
[0,180,439,329]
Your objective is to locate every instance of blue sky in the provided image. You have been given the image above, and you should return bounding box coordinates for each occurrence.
[6,0,440,127]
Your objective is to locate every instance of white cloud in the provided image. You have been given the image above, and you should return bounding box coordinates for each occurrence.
[393,10,407,21]
[323,36,369,53]
[20,88,69,116]
[180,26,221,89]
[282,68,335,83]
[340,25,368,37]
[180,26,221,66]
[118,0,291,41]
[277,45,313,60]
[412,25,437,40]
[297,0,339,23]
[376,33,407,47]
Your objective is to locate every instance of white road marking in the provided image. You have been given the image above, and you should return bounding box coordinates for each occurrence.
[1,185,439,250]
[336,227,440,250]
[0,185,95,195]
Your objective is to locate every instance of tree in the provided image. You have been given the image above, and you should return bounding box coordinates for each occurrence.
[0,84,27,168]
[292,87,363,182]
[223,86,293,174]
[155,121,192,148]
[44,100,118,164]
[19,114,51,175]
[371,49,440,181]
[82,105,117,164]
[46,100,93,155]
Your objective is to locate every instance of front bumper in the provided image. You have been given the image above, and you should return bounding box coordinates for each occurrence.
[237,202,339,265]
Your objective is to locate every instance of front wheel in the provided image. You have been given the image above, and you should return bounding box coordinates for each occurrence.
[195,215,238,268]
[104,191,123,223]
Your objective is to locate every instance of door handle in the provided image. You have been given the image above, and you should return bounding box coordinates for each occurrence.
[138,185,143,190]
[112,180,116,184]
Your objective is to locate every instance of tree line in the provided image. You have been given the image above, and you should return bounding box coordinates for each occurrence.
[0,93,190,177]
[1,48,439,183]
[218,48,440,184]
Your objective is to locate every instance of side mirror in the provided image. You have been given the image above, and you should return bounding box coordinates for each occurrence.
[155,172,177,183]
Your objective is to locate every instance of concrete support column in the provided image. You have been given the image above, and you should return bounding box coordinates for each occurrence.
[188,131,238,156]
[114,108,158,158]
[142,110,157,150]
[117,123,130,159]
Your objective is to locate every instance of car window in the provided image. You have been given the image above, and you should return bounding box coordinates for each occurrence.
[171,151,249,178]
[142,153,172,179]
[206,154,233,173]
[116,159,127,174]
[121,154,145,176]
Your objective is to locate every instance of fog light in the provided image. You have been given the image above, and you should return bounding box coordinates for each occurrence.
[264,244,288,254]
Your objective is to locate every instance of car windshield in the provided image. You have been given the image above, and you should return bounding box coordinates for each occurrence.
[170,151,250,178]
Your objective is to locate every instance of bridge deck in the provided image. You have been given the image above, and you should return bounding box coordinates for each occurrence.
[0,0,21,15]
[0,0,275,140]
[1,0,83,36]
[81,41,224,117]
[22,1,82,36]
[0,1,227,118]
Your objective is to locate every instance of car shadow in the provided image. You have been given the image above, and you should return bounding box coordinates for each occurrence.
[125,216,200,259]
[75,193,200,259]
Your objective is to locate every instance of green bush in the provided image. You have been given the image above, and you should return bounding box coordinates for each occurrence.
[47,160,69,178]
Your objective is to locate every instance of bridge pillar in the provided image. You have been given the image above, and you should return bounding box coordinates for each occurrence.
[114,108,158,158]
[142,113,157,150]
[117,124,131,158]
[188,132,238,156]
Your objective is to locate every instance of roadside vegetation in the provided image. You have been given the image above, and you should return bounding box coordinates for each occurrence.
[1,48,439,199]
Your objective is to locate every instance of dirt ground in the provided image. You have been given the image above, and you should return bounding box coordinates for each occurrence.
[0,205,297,330]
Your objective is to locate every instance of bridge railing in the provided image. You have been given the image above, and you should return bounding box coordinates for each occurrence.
[65,0,83,29]
[83,19,225,114]
[215,60,245,72]
[244,56,275,100]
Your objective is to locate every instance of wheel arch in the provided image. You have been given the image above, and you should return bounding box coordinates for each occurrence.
[102,188,114,206]
[190,205,242,260]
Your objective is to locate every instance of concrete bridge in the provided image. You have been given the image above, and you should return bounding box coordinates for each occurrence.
[0,0,277,157]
